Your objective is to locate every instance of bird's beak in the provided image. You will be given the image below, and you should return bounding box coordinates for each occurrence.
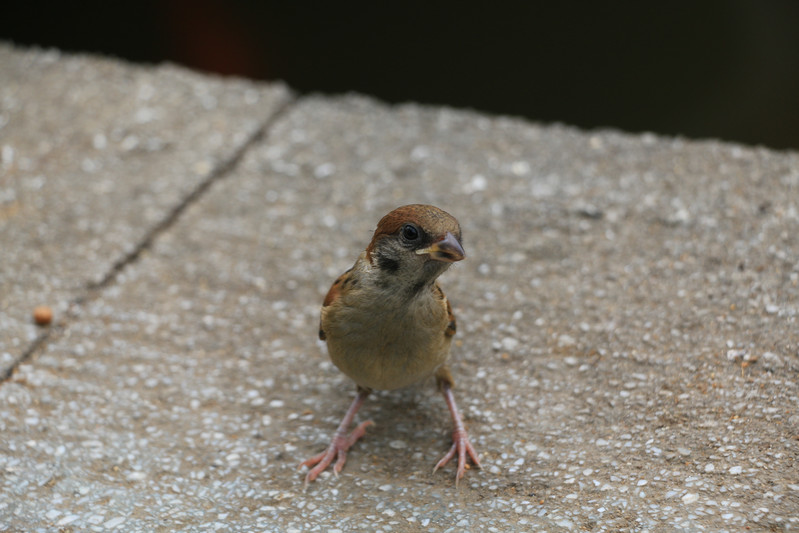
[416,232,465,263]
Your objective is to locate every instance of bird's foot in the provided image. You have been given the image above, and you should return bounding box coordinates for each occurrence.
[433,427,481,486]
[301,419,373,487]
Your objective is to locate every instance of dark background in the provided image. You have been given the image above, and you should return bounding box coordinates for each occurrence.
[3,1,799,151]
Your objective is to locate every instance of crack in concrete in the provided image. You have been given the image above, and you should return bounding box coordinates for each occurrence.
[87,97,296,293]
[1,96,297,384]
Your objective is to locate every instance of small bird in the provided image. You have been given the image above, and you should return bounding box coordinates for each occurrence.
[301,204,481,486]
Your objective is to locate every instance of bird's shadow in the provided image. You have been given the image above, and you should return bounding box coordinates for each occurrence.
[367,384,444,434]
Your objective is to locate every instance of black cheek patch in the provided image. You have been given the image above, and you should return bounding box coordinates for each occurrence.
[377,255,400,274]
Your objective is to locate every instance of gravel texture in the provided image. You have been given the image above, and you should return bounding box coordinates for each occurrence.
[0,43,291,376]
[1,43,798,531]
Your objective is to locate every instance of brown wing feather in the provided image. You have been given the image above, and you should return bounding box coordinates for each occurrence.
[322,274,344,307]
[433,282,457,337]
[444,298,457,337]
[319,268,353,340]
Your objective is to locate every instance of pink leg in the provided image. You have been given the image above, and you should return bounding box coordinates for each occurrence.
[301,389,373,486]
[433,383,481,485]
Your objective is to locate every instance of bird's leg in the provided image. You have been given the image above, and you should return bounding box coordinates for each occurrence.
[301,387,373,486]
[433,371,481,485]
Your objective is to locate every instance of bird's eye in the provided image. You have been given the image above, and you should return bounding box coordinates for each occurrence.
[401,224,419,241]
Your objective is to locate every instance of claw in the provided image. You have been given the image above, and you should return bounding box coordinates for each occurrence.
[434,383,481,485]
[300,391,372,488]
[434,427,481,485]
[302,419,373,487]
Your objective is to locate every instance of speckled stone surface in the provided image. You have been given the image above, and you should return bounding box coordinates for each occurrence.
[1,43,798,531]
[0,43,292,377]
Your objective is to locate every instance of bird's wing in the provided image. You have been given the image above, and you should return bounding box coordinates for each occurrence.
[318,268,353,340]
[434,282,457,338]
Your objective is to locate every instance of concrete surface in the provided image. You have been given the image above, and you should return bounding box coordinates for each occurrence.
[0,43,292,377]
[1,42,798,531]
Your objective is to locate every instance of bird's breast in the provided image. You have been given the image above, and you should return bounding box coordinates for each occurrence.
[321,289,451,390]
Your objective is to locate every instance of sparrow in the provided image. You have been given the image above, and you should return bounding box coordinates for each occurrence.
[301,204,481,486]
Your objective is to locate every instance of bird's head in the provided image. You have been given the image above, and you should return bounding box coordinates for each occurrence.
[365,204,464,293]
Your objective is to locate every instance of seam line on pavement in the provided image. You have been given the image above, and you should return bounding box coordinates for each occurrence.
[86,96,297,293]
[1,95,297,384]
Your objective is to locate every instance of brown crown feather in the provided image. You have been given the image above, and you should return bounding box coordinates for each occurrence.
[365,204,461,262]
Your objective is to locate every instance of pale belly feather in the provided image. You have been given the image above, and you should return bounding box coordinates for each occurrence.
[323,292,451,391]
